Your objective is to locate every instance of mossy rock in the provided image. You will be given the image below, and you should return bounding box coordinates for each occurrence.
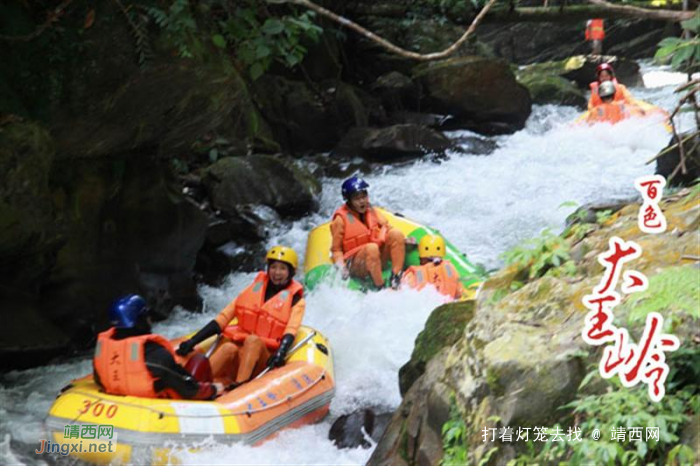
[399,300,475,396]
[517,74,587,108]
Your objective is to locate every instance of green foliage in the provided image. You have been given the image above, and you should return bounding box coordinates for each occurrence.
[146,0,199,59]
[595,209,613,224]
[501,229,574,280]
[220,3,322,80]
[655,11,700,72]
[441,398,469,465]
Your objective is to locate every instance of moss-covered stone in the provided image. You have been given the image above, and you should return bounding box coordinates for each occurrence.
[413,56,532,134]
[399,300,475,396]
[517,74,587,108]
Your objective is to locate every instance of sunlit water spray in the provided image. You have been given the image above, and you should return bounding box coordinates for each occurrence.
[0,65,692,465]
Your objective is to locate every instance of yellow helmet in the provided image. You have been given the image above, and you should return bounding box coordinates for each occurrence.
[418,235,446,259]
[266,246,299,270]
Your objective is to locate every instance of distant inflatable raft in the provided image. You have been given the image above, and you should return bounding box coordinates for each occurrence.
[45,327,334,464]
[304,207,487,299]
[576,99,671,132]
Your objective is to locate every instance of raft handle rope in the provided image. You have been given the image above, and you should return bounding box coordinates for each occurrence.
[66,368,329,419]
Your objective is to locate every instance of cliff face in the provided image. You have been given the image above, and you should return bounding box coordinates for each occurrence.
[370,186,700,465]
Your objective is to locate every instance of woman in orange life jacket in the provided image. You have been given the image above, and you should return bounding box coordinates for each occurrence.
[93,295,223,400]
[177,246,304,388]
[401,235,465,301]
[586,81,645,125]
[588,63,635,111]
[331,176,416,290]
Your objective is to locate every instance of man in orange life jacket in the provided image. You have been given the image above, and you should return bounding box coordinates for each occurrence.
[93,295,223,400]
[177,246,304,387]
[588,63,634,111]
[331,176,413,290]
[401,235,465,301]
[585,19,605,55]
[586,81,645,125]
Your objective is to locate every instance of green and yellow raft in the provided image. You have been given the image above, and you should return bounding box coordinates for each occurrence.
[303,207,487,299]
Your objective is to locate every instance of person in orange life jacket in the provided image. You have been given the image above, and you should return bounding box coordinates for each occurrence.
[177,246,304,388]
[588,63,634,111]
[401,235,465,301]
[93,295,223,400]
[586,81,644,124]
[585,19,605,55]
[331,176,415,290]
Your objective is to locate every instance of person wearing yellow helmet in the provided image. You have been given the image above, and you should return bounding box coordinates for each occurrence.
[401,235,465,300]
[177,246,305,387]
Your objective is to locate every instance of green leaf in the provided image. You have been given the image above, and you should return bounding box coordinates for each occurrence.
[558,200,579,209]
[211,34,226,49]
[208,147,219,163]
[681,15,700,33]
[261,18,284,35]
[255,43,271,59]
[671,43,695,70]
[250,62,264,80]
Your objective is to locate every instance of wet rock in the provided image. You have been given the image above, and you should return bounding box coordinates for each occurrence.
[517,73,587,108]
[399,301,475,396]
[517,55,643,93]
[450,135,498,156]
[655,133,700,187]
[329,409,373,449]
[334,125,455,160]
[413,57,532,135]
[386,111,453,129]
[203,155,320,218]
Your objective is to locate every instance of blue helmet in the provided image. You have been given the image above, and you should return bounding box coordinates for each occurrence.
[341,176,369,201]
[109,294,148,329]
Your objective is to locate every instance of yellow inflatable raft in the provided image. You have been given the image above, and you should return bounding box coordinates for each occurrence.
[304,207,486,300]
[576,99,672,132]
[44,326,334,464]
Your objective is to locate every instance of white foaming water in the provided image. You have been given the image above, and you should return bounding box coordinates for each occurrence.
[0,65,692,465]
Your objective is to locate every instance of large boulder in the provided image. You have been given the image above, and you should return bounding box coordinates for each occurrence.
[253,77,376,153]
[517,73,587,108]
[203,155,320,218]
[372,187,700,465]
[333,124,456,160]
[413,57,532,134]
[0,122,210,369]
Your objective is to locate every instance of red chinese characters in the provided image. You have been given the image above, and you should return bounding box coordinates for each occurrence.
[634,175,667,234]
[581,176,678,402]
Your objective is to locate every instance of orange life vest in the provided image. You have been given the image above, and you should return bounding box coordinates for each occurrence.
[402,260,462,300]
[587,101,644,124]
[589,80,626,108]
[333,204,386,259]
[224,272,303,350]
[585,19,605,41]
[93,328,180,398]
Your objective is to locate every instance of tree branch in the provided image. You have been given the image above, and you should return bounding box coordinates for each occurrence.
[270,0,498,61]
[585,0,693,22]
[483,3,693,22]
[0,0,74,42]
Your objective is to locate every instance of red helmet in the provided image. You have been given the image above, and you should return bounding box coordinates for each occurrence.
[596,63,615,77]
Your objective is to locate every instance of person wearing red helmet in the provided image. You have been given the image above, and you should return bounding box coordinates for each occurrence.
[587,63,634,111]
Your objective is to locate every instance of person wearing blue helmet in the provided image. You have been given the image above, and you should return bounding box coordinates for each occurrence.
[93,294,224,400]
[330,176,411,290]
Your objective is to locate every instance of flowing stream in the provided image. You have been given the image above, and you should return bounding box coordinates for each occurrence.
[0,63,692,465]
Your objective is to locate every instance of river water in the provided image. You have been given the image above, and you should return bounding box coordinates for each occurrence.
[0,63,692,465]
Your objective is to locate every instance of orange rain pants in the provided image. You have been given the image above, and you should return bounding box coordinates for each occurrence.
[348,229,405,287]
[209,335,271,385]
